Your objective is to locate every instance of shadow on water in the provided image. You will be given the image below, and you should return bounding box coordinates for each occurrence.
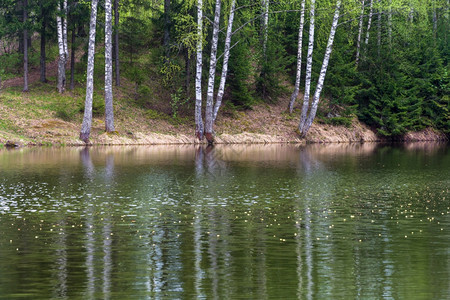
[0,143,449,298]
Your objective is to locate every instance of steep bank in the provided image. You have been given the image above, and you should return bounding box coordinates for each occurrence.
[0,83,447,147]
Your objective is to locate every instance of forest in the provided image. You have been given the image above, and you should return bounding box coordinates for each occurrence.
[0,0,449,144]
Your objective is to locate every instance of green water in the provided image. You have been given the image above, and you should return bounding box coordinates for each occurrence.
[0,144,449,299]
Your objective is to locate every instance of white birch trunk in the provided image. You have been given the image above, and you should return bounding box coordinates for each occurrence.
[298,0,315,134]
[105,0,115,132]
[355,0,365,67]
[301,0,342,137]
[195,0,204,140]
[56,2,66,93]
[364,0,374,46]
[288,0,306,113]
[80,0,99,143]
[213,0,236,122]
[263,0,269,55]
[114,0,120,86]
[204,0,221,143]
[63,0,68,59]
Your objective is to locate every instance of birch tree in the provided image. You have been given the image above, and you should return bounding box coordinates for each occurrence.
[195,0,204,140]
[299,0,342,137]
[213,0,236,122]
[288,0,306,113]
[204,0,221,143]
[262,0,269,55]
[105,0,115,132]
[298,0,315,134]
[355,0,365,67]
[56,0,68,93]
[364,0,374,47]
[80,0,99,143]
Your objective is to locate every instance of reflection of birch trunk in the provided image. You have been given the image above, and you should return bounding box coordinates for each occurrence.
[213,0,236,122]
[80,0,99,143]
[105,0,115,132]
[204,0,222,143]
[298,0,315,134]
[300,1,342,137]
[355,0,365,67]
[194,209,204,298]
[195,0,204,140]
[289,0,306,113]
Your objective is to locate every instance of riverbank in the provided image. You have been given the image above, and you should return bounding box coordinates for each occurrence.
[0,82,447,147]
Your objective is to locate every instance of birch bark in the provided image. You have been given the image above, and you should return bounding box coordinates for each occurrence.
[80,0,99,143]
[105,0,115,132]
[213,0,236,122]
[298,0,315,134]
[63,0,68,59]
[57,1,66,93]
[288,0,306,113]
[301,0,342,137]
[204,0,221,143]
[262,0,269,55]
[364,0,374,46]
[355,0,365,67]
[195,0,204,140]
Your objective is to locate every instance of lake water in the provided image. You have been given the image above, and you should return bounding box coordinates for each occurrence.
[0,143,449,299]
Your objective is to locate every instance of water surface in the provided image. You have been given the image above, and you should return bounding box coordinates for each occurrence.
[0,143,449,299]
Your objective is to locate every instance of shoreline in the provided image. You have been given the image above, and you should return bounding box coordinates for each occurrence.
[1,127,447,148]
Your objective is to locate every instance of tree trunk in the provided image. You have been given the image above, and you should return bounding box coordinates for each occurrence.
[114,0,120,86]
[301,0,341,137]
[164,0,171,57]
[23,0,28,92]
[105,0,115,132]
[40,4,47,83]
[288,0,306,113]
[195,0,204,140]
[70,27,75,90]
[355,0,365,67]
[63,0,68,59]
[364,0,374,46]
[80,0,99,143]
[57,2,66,93]
[204,0,221,143]
[213,0,236,122]
[262,0,269,55]
[298,0,315,134]
[185,50,191,97]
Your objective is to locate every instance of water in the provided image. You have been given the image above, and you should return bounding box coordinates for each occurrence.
[0,143,449,299]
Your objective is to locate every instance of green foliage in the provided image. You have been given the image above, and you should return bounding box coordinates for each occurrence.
[228,40,254,109]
